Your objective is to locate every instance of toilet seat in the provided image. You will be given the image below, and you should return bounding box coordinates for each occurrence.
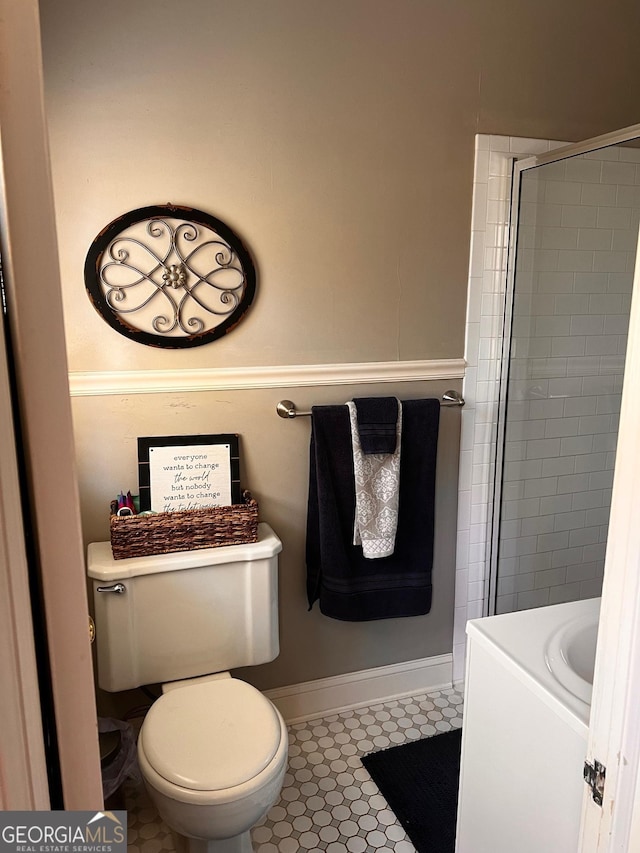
[139,678,287,803]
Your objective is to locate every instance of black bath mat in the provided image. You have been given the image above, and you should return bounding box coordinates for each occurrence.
[361,727,462,853]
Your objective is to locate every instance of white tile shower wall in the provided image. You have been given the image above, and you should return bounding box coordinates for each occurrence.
[499,147,637,616]
[454,135,565,683]
[455,136,637,682]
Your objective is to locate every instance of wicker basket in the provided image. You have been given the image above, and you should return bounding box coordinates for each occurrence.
[110,490,258,559]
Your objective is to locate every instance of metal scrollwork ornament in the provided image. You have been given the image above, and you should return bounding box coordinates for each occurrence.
[84,204,257,348]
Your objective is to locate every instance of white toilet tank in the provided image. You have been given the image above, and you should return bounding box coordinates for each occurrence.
[87,522,282,692]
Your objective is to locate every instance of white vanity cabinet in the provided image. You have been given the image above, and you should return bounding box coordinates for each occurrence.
[455,600,598,853]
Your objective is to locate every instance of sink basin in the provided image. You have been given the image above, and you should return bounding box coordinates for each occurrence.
[545,609,600,705]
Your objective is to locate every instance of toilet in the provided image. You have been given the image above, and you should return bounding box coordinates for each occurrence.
[87,523,287,853]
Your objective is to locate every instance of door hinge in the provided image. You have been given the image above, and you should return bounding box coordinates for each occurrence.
[584,759,606,807]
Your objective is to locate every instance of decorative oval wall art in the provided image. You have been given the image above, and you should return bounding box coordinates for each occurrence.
[84,204,257,348]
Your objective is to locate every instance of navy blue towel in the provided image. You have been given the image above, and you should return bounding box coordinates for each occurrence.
[306,398,440,621]
[353,396,399,454]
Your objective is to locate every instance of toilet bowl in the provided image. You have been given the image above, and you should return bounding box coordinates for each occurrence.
[137,677,288,853]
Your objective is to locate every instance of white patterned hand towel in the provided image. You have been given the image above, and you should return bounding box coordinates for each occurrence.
[346,399,402,559]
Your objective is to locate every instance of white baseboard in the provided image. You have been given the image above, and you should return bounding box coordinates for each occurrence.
[265,654,453,725]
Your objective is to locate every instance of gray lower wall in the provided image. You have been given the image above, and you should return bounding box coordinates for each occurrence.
[74,380,460,715]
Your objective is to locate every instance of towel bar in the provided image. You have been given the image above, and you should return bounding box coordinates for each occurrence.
[276,390,464,419]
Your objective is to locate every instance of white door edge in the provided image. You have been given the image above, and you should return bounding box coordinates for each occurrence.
[579,225,640,850]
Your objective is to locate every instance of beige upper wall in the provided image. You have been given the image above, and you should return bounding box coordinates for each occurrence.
[474,0,640,141]
[39,0,640,374]
[42,0,470,370]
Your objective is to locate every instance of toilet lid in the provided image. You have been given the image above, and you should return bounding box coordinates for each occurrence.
[140,679,282,791]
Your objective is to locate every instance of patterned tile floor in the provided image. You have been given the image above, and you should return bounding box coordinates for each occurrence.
[124,686,464,852]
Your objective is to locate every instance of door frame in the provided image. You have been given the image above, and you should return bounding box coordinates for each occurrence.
[0,0,103,808]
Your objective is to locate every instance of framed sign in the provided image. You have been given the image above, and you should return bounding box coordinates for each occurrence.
[138,434,241,512]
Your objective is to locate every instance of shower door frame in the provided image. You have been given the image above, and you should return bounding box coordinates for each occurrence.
[488,122,640,617]
[484,121,640,851]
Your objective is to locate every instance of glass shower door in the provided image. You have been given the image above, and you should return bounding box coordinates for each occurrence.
[492,142,640,615]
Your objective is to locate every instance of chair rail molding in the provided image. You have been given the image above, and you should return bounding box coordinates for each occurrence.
[68,358,466,397]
